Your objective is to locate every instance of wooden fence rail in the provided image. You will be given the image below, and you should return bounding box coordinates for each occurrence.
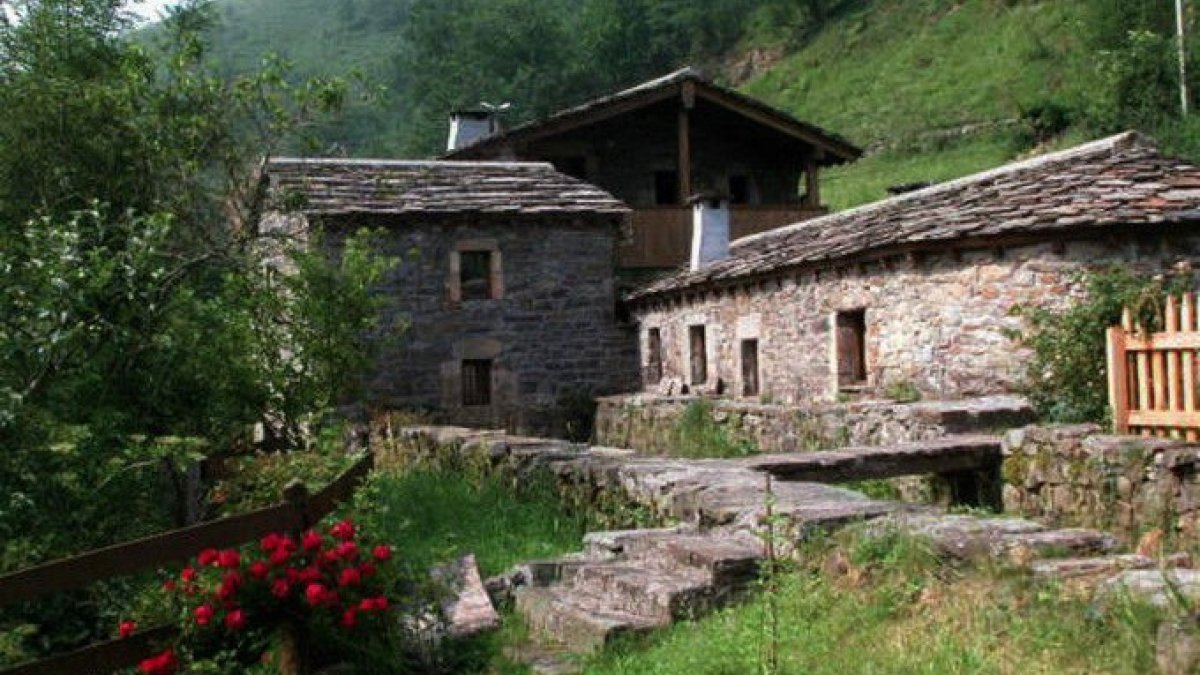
[1107,293,1200,439]
[0,450,375,675]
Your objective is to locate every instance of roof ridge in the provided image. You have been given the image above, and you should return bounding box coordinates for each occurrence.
[268,157,557,170]
[732,131,1153,251]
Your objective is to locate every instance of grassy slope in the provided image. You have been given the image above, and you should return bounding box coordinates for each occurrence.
[741,0,1094,209]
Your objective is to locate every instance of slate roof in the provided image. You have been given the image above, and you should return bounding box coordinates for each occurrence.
[630,132,1200,301]
[265,158,629,215]
[443,67,861,164]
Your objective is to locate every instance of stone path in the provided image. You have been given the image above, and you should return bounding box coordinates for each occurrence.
[391,425,1183,674]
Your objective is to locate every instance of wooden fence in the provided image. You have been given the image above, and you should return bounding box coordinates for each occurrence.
[1107,293,1200,438]
[0,450,375,675]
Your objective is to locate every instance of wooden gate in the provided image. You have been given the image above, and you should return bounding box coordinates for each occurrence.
[1107,293,1200,438]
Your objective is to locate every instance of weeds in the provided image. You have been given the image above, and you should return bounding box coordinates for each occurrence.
[674,399,759,458]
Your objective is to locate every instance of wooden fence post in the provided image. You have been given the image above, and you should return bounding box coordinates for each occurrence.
[1108,320,1130,435]
[280,480,311,675]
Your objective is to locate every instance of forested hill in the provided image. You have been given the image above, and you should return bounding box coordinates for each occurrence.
[199,0,1200,209]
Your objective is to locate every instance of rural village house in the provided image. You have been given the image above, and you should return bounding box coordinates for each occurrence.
[262,159,636,433]
[627,132,1200,404]
[444,67,861,270]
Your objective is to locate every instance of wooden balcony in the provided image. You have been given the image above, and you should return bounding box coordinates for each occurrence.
[618,205,827,269]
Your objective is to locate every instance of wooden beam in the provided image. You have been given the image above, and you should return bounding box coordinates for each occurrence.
[804,156,820,208]
[695,87,860,161]
[678,106,692,204]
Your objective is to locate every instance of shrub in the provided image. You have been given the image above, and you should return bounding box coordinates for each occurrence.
[674,399,758,458]
[1010,265,1192,424]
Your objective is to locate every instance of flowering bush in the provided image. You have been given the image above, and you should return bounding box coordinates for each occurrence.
[124,519,395,674]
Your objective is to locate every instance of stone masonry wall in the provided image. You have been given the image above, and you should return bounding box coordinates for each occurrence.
[632,232,1200,404]
[595,393,1033,455]
[1003,424,1200,541]
[326,212,638,436]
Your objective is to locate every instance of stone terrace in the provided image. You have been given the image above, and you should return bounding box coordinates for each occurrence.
[387,424,1167,673]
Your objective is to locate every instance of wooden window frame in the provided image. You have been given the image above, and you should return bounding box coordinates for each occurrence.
[689,324,707,386]
[646,328,663,384]
[741,338,760,397]
[461,359,493,406]
[833,308,868,391]
[448,240,503,304]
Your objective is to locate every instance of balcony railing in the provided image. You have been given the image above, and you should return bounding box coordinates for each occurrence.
[618,205,826,269]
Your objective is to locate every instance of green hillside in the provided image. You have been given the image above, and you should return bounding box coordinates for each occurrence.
[198,0,1200,209]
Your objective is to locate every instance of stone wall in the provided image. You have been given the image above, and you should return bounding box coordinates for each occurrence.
[631,232,1200,403]
[594,393,1033,454]
[1002,424,1200,540]
[325,212,638,436]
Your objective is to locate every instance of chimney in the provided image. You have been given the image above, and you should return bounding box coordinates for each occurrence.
[446,110,496,151]
[689,194,731,271]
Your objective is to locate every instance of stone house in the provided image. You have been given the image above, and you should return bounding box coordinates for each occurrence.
[626,132,1200,404]
[443,68,861,269]
[263,158,637,434]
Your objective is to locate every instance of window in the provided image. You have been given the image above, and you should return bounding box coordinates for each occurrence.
[654,170,679,205]
[647,328,663,384]
[689,325,707,385]
[459,250,492,300]
[741,339,759,397]
[461,359,492,406]
[835,309,867,387]
[729,174,751,205]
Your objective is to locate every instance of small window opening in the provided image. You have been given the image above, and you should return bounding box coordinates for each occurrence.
[729,175,750,205]
[462,359,492,406]
[654,170,679,205]
[647,328,663,384]
[689,325,707,385]
[460,250,493,300]
[741,338,759,396]
[835,309,867,387]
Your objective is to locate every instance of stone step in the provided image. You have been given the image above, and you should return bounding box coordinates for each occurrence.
[743,435,1002,483]
[997,528,1121,562]
[872,514,1119,562]
[623,533,763,585]
[567,562,715,621]
[1030,553,1192,581]
[515,585,666,653]
[582,526,691,559]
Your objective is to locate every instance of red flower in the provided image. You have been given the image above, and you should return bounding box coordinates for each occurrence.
[197,549,219,567]
[372,545,392,561]
[180,567,197,582]
[217,549,240,569]
[224,608,247,631]
[338,567,362,588]
[340,606,358,628]
[194,604,215,627]
[138,647,178,674]
[272,578,291,599]
[302,529,323,552]
[162,579,177,592]
[336,541,359,561]
[359,596,389,612]
[118,620,137,638]
[217,571,242,600]
[250,561,270,580]
[359,562,377,577]
[261,533,284,552]
[330,519,356,541]
[297,566,322,584]
[269,547,292,566]
[319,549,342,567]
[305,583,328,606]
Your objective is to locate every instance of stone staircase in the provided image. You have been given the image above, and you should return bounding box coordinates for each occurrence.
[515,528,761,653]
[389,422,1188,674]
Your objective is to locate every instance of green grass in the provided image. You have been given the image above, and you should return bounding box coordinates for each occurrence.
[673,400,759,459]
[584,529,1165,674]
[353,467,589,579]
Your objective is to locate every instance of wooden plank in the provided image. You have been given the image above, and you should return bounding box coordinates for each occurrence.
[1107,326,1130,434]
[1168,296,1182,424]
[677,106,692,203]
[306,452,375,523]
[1153,332,1168,411]
[1128,409,1200,428]
[0,503,301,607]
[1137,331,1152,413]
[0,625,178,675]
[1125,332,1200,350]
[1186,293,1198,441]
